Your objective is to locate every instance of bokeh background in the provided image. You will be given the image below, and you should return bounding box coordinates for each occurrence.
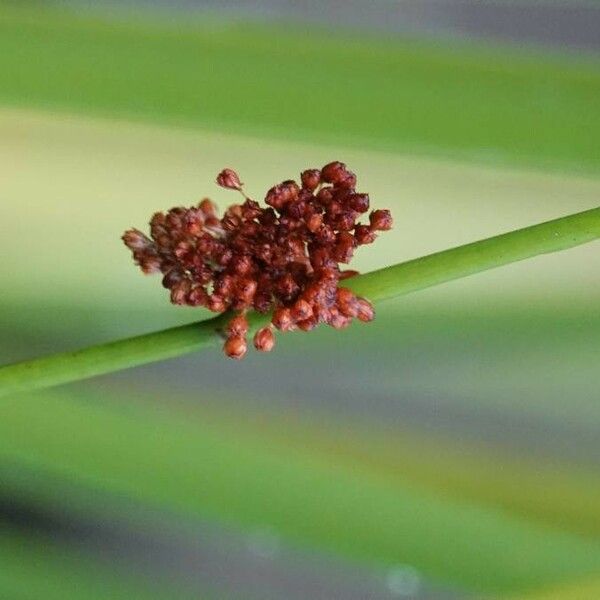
[1,1,600,598]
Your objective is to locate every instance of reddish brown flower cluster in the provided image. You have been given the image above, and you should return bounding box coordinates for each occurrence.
[123,162,392,359]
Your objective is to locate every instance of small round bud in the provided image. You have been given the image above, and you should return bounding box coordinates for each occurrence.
[265,181,300,211]
[216,168,242,191]
[337,171,356,189]
[170,280,191,305]
[236,278,257,304]
[333,232,355,263]
[187,286,208,306]
[254,326,275,352]
[327,307,352,330]
[336,287,359,318]
[231,254,254,276]
[356,297,375,322]
[198,198,217,216]
[291,298,313,322]
[162,269,184,289]
[369,209,393,231]
[316,187,334,206]
[122,229,152,251]
[354,224,377,245]
[333,211,357,232]
[301,169,321,192]
[207,294,227,312]
[226,314,249,337]
[321,161,349,185]
[348,193,370,213]
[306,213,323,233]
[315,224,335,244]
[224,335,247,359]
[272,307,294,331]
[213,273,235,297]
[297,317,317,332]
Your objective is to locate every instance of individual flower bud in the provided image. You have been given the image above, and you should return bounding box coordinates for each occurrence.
[301,169,321,191]
[312,225,333,245]
[306,213,323,233]
[207,294,227,312]
[253,292,273,314]
[231,254,253,275]
[224,335,247,359]
[369,209,393,231]
[327,307,352,330]
[216,168,242,191]
[187,286,208,307]
[336,287,359,318]
[286,199,307,220]
[333,211,357,232]
[265,180,300,210]
[337,170,356,189]
[316,187,334,206]
[321,161,348,184]
[236,278,258,304]
[226,314,249,337]
[198,197,218,216]
[241,199,262,220]
[326,200,343,218]
[291,298,313,322]
[170,280,191,305]
[272,307,294,331]
[275,273,300,300]
[138,254,162,274]
[254,326,275,352]
[213,273,235,297]
[122,229,153,251]
[356,297,375,322]
[162,268,184,289]
[333,232,355,263]
[354,224,377,245]
[348,193,370,213]
[297,317,318,332]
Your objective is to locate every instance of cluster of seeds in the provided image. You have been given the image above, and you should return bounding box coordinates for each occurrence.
[122,162,392,359]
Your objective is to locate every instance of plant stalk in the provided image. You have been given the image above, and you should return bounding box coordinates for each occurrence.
[1,206,599,398]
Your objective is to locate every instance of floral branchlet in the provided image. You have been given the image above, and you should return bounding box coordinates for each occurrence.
[122,162,393,359]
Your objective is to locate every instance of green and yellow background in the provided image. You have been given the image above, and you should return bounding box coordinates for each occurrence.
[1,2,599,598]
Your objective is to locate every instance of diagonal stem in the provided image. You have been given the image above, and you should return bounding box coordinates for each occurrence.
[1,206,599,398]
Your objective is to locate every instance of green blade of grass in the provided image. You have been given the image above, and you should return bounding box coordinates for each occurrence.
[0,5,599,173]
[0,206,599,398]
[2,389,600,594]
[0,526,188,600]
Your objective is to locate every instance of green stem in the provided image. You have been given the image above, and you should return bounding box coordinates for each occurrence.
[1,206,599,398]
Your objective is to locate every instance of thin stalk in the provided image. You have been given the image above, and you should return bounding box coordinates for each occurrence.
[1,206,599,398]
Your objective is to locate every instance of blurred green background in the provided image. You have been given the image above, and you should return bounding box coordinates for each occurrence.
[1,2,600,599]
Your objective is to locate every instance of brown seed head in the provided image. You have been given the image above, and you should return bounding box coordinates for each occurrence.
[123,162,392,359]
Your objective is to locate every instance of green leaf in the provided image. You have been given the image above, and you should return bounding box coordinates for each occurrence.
[1,389,600,594]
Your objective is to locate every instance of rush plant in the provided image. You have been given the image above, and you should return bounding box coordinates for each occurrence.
[0,163,598,397]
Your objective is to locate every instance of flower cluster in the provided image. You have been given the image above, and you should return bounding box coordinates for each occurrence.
[123,162,392,359]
